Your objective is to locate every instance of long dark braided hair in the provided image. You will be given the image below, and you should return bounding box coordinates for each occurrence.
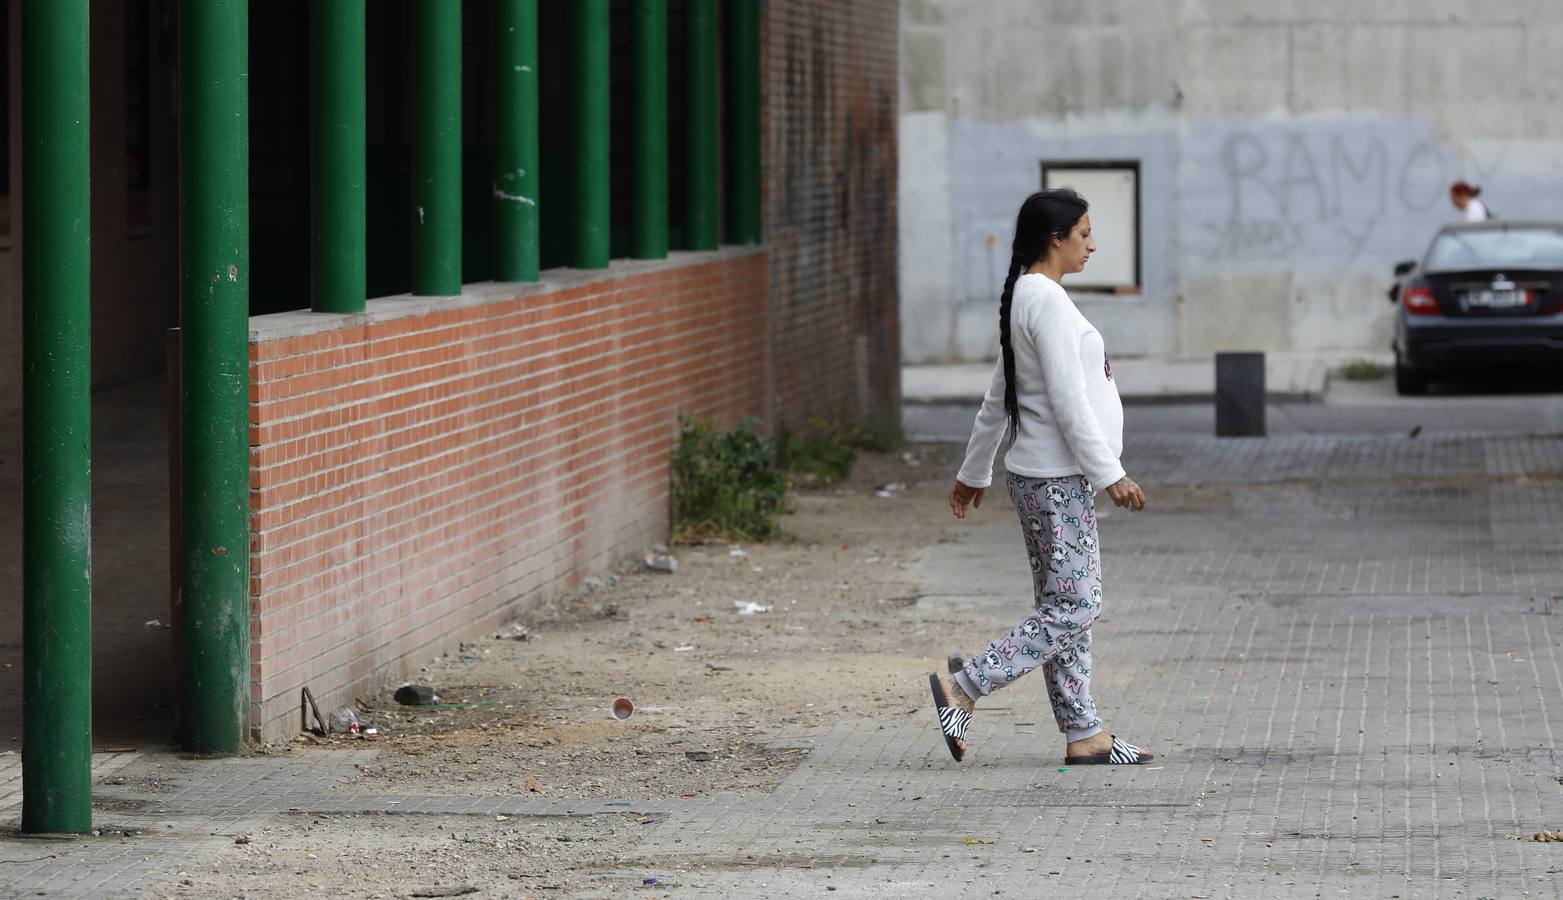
[999,189,1090,440]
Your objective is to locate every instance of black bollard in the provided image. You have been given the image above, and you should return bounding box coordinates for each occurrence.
[1215,351,1266,437]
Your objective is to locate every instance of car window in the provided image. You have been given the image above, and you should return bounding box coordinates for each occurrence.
[1425,228,1563,271]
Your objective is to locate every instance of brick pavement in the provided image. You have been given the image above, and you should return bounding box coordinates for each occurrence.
[589,432,1563,896]
[1,431,1561,898]
[0,750,373,898]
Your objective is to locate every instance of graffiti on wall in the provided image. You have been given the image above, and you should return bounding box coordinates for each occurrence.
[1182,119,1461,273]
[930,114,1563,357]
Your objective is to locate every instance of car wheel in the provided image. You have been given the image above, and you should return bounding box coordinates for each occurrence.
[1394,357,1428,396]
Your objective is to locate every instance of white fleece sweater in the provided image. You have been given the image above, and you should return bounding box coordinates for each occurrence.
[956,273,1126,491]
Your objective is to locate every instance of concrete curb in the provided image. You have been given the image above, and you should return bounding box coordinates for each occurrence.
[902,359,1335,406]
[903,386,1330,406]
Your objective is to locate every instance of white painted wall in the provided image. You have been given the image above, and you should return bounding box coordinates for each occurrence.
[900,0,1563,363]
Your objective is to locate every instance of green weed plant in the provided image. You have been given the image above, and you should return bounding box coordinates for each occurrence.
[778,416,857,484]
[1340,359,1387,381]
[671,415,787,543]
[778,410,905,485]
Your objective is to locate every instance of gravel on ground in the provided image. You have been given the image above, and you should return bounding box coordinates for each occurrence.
[152,442,981,897]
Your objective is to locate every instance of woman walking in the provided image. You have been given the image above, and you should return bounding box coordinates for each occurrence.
[929,189,1153,766]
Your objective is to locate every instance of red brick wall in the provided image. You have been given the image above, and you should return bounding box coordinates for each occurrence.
[247,251,768,740]
[241,5,902,742]
[763,0,900,428]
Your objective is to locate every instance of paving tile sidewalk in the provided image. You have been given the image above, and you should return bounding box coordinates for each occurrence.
[593,431,1563,897]
[3,430,1561,898]
[0,750,374,898]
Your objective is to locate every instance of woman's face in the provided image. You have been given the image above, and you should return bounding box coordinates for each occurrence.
[1053,214,1096,274]
[1450,189,1469,210]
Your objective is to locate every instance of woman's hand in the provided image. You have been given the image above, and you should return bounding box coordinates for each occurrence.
[949,481,986,519]
[1106,475,1146,511]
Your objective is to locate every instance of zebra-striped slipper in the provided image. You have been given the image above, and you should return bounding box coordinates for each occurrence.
[1065,735,1153,765]
[929,673,972,762]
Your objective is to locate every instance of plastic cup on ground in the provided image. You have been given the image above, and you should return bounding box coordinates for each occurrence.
[611,697,634,720]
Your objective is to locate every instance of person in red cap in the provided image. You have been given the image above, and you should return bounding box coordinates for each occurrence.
[1450,181,1492,222]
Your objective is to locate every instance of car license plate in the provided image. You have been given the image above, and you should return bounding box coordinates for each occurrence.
[1463,289,1528,308]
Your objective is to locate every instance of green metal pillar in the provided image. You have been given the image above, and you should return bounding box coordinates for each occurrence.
[684,0,719,251]
[630,0,667,259]
[413,0,462,295]
[571,0,610,269]
[311,0,367,312]
[20,0,93,834]
[494,0,540,282]
[726,0,761,244]
[178,0,251,754]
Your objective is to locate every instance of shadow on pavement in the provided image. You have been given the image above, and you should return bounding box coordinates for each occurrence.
[1422,365,1563,397]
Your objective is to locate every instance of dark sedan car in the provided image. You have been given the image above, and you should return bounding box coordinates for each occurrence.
[1389,221,1563,395]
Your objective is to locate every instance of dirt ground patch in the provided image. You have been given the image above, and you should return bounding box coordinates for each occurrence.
[155,442,985,896]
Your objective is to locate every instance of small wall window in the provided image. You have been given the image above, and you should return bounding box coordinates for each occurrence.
[1041,161,1140,294]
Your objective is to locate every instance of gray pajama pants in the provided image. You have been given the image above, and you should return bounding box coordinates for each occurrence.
[954,473,1105,743]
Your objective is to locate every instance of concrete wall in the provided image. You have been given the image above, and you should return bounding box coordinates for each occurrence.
[901,0,1563,362]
